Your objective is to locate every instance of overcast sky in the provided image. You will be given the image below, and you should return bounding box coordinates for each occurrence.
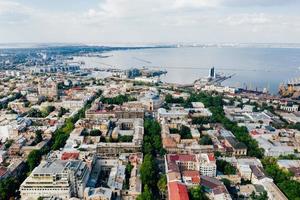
[1,0,300,44]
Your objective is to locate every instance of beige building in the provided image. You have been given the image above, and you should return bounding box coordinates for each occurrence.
[38,78,58,99]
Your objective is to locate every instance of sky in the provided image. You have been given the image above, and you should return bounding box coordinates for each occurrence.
[1,0,300,45]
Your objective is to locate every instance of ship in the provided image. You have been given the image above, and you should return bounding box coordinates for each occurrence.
[279,77,300,98]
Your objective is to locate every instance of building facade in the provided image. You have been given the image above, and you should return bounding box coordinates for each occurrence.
[20,160,90,200]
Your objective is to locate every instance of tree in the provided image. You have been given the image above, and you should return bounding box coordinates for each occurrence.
[62,118,75,133]
[278,154,299,160]
[27,108,43,118]
[221,178,231,191]
[100,94,135,105]
[224,164,236,175]
[126,163,134,176]
[137,185,155,200]
[199,135,213,145]
[184,92,264,158]
[0,90,103,198]
[189,186,209,200]
[0,177,18,199]
[192,117,212,125]
[250,191,268,200]
[140,154,159,189]
[34,130,43,144]
[89,129,102,136]
[217,160,236,175]
[4,139,13,150]
[180,125,192,139]
[124,163,134,189]
[143,119,164,156]
[51,133,69,150]
[27,150,42,171]
[119,135,133,142]
[241,178,251,185]
[58,107,68,117]
[157,175,167,194]
[262,157,300,200]
[214,151,222,158]
[165,94,184,104]
[46,105,55,114]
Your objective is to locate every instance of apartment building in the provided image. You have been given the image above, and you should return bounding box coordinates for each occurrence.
[38,77,58,99]
[198,153,217,177]
[20,159,90,200]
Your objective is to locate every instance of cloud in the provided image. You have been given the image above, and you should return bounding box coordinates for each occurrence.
[0,0,34,24]
[1,0,300,43]
[0,0,20,13]
[221,0,298,7]
[173,0,219,9]
[220,13,272,26]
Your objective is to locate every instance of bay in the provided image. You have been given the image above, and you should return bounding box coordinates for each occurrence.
[74,47,300,94]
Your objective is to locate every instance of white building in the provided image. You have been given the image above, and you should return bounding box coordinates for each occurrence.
[0,150,7,163]
[157,107,189,121]
[255,136,294,157]
[238,164,252,180]
[201,85,236,94]
[84,187,112,200]
[197,153,217,177]
[280,104,299,112]
[134,76,159,83]
[250,165,288,200]
[20,160,90,200]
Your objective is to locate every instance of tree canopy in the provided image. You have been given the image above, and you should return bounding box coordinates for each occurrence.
[137,185,155,200]
[165,94,185,104]
[100,94,136,105]
[199,135,213,145]
[27,150,42,171]
[157,175,167,194]
[262,157,300,200]
[0,177,18,200]
[217,159,236,175]
[189,186,209,200]
[185,92,264,158]
[140,154,159,189]
[143,119,165,156]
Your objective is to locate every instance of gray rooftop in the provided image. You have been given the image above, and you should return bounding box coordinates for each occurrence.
[33,160,82,175]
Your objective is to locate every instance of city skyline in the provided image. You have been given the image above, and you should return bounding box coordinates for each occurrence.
[1,0,300,44]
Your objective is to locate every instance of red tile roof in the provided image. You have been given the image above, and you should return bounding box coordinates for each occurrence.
[168,154,196,162]
[61,152,79,160]
[213,185,229,195]
[168,182,190,200]
[163,137,177,148]
[49,120,56,126]
[0,167,7,177]
[167,154,197,174]
[208,153,215,162]
[182,170,201,184]
[200,175,223,189]
[250,130,260,135]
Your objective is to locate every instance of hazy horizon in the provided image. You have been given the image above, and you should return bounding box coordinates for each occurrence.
[2,42,300,49]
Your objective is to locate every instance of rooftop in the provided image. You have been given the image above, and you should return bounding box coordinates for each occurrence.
[33,159,82,175]
[168,182,189,200]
